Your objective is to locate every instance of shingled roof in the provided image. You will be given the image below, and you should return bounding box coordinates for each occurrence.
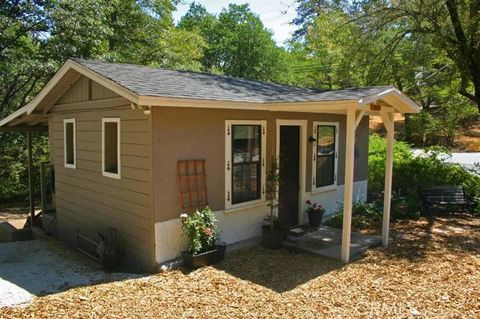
[74,59,394,104]
[0,59,420,129]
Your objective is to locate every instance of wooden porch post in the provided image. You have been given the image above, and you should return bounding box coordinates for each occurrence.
[27,131,35,228]
[341,109,357,263]
[380,109,394,247]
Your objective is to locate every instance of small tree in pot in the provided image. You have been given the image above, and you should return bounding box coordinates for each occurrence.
[262,158,285,248]
[305,200,325,228]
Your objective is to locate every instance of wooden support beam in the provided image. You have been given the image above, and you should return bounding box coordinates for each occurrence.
[355,110,366,128]
[27,131,35,228]
[341,108,356,263]
[382,110,395,247]
[380,108,394,133]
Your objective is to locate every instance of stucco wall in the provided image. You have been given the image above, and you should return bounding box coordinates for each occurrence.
[152,107,369,224]
[154,180,368,264]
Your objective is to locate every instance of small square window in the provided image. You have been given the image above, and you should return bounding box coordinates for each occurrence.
[102,118,121,179]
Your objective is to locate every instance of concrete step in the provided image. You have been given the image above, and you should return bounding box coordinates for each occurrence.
[0,221,32,242]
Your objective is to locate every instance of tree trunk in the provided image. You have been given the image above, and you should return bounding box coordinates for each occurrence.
[445,0,480,112]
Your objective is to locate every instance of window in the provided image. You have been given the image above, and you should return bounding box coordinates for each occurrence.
[102,118,121,179]
[225,120,266,209]
[312,122,338,191]
[63,119,76,168]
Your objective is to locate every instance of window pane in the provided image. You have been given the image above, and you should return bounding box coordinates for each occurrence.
[232,125,261,204]
[232,125,260,163]
[316,125,335,187]
[65,122,74,165]
[104,122,118,174]
[232,163,260,204]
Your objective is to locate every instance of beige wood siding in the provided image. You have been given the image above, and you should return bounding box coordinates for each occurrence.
[152,107,369,223]
[50,77,155,272]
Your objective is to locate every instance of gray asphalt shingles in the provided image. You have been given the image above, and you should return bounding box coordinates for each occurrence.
[74,59,393,103]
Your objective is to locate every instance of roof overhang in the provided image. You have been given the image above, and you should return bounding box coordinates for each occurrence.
[0,60,420,129]
[358,87,420,114]
[0,59,140,128]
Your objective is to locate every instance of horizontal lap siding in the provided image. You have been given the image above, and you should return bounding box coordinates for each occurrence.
[51,78,155,272]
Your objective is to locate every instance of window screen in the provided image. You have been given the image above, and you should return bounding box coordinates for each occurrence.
[316,125,336,187]
[103,121,119,175]
[232,125,261,204]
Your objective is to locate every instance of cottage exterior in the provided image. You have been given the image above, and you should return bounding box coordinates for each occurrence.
[0,59,419,272]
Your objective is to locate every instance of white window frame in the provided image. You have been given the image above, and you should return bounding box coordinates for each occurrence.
[225,120,267,210]
[102,118,121,179]
[63,118,76,169]
[312,121,339,193]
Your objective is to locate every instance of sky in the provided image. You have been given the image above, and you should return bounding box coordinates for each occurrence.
[172,0,298,46]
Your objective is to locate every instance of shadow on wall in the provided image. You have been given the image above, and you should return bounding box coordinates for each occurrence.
[212,246,343,293]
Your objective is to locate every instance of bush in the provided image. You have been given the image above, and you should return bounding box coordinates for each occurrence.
[368,134,480,217]
[326,201,382,230]
[180,207,220,254]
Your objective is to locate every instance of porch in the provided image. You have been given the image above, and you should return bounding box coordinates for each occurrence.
[283,225,381,260]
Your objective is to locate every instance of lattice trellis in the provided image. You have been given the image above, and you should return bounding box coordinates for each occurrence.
[177,160,209,214]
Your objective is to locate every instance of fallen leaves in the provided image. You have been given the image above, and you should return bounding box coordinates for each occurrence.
[1,214,480,318]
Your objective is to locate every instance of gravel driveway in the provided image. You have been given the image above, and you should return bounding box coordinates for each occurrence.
[0,238,137,307]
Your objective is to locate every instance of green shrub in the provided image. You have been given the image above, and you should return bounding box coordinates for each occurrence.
[326,201,382,230]
[368,134,480,216]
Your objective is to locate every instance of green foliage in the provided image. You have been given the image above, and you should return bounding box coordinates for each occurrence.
[368,134,480,216]
[265,158,280,231]
[0,0,203,201]
[179,3,287,82]
[326,201,382,230]
[292,0,480,112]
[473,197,480,217]
[406,96,479,147]
[180,207,220,254]
[0,133,50,202]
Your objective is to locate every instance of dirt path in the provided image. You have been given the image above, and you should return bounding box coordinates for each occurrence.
[1,214,479,318]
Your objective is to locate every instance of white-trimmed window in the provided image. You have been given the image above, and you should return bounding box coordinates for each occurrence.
[63,118,76,169]
[102,118,121,179]
[225,120,266,209]
[312,122,339,191]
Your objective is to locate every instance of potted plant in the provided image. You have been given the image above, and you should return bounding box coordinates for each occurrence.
[305,200,325,227]
[262,158,286,249]
[180,207,226,268]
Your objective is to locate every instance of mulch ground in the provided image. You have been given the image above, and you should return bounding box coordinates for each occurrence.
[1,214,480,318]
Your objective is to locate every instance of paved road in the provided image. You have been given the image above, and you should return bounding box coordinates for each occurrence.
[413,149,480,174]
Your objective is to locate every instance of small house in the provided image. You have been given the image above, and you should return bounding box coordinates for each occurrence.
[0,59,420,272]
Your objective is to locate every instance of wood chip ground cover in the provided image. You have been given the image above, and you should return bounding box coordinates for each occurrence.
[1,214,479,318]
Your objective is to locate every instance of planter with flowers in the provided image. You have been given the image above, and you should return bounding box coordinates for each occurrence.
[305,200,325,227]
[180,207,226,268]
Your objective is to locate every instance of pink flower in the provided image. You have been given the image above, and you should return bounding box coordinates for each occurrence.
[204,227,212,237]
[313,203,317,208]
[306,200,312,205]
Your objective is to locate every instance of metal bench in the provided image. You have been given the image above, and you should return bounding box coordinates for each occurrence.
[421,185,475,215]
